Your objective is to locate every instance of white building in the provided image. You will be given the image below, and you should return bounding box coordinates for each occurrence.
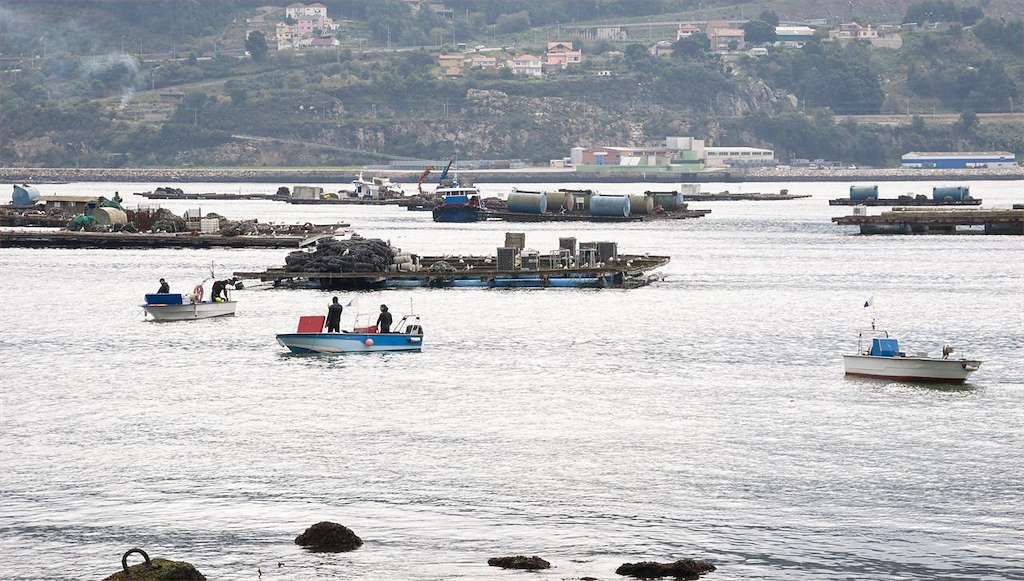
[286,3,328,21]
[774,26,816,48]
[705,146,775,167]
[510,54,543,78]
[596,26,627,41]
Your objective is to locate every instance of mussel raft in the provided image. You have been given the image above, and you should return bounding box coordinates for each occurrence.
[236,237,670,290]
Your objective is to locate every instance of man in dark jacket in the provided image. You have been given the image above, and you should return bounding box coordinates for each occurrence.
[326,297,344,333]
[211,279,232,303]
[376,304,393,333]
[157,278,170,293]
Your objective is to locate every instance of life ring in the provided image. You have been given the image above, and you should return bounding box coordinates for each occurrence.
[303,222,314,230]
[191,284,204,303]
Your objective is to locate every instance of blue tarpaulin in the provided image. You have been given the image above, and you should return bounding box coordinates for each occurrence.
[870,338,900,357]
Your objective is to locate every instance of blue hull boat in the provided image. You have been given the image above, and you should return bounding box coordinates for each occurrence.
[277,332,423,354]
[432,205,481,222]
[277,314,424,354]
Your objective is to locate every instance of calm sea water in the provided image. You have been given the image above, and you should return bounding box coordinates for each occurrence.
[1,180,1023,581]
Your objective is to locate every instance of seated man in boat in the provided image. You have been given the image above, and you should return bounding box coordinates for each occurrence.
[326,297,344,333]
[376,304,393,334]
[157,278,170,294]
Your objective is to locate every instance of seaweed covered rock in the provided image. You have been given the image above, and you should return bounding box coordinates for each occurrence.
[219,220,256,237]
[615,559,715,579]
[102,558,206,581]
[285,237,394,274]
[294,521,363,552]
[487,556,551,570]
[151,208,186,233]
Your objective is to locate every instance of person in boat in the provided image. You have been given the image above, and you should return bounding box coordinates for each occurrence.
[376,304,393,334]
[210,278,234,303]
[326,297,344,333]
[157,278,170,293]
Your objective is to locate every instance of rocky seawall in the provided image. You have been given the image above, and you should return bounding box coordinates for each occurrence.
[3,166,1023,184]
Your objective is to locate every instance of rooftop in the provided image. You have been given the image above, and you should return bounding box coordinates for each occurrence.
[903,151,1016,158]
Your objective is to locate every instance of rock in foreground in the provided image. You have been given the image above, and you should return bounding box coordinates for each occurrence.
[487,555,552,570]
[102,558,206,581]
[294,521,363,552]
[615,559,715,579]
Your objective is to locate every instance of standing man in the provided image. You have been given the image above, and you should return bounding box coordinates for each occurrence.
[376,304,393,334]
[157,278,170,293]
[326,297,344,333]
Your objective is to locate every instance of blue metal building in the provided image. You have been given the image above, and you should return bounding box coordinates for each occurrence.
[901,151,1017,169]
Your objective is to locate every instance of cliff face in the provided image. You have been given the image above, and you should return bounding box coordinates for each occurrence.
[172,81,796,166]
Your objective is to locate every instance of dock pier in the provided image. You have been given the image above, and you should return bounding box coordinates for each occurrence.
[0,230,306,249]
[833,208,1024,235]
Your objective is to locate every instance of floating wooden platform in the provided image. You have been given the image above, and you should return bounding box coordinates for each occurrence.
[288,198,407,206]
[829,198,982,206]
[0,213,67,227]
[482,209,711,222]
[682,192,810,201]
[0,230,305,248]
[136,191,286,201]
[235,254,671,290]
[833,208,1024,234]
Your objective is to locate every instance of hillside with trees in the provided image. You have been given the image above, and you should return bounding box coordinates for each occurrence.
[1,0,1023,168]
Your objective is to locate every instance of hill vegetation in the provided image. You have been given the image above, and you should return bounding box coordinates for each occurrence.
[1,0,1023,168]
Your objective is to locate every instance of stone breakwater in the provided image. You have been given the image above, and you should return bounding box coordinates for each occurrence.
[2,166,1023,184]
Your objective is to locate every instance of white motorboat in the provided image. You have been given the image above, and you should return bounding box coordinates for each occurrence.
[843,330,981,382]
[142,284,237,321]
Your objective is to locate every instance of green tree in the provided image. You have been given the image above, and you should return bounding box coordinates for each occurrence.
[496,11,531,33]
[957,110,979,133]
[758,10,780,27]
[245,31,268,61]
[671,33,710,60]
[743,20,776,44]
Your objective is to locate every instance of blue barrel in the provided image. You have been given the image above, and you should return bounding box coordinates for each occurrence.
[590,195,631,217]
[849,185,879,201]
[507,191,548,214]
[12,184,41,207]
[933,186,969,202]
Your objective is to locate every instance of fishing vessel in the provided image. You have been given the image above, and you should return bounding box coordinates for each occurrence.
[142,291,236,321]
[424,160,484,222]
[432,183,483,222]
[349,173,404,200]
[276,314,424,354]
[843,330,982,382]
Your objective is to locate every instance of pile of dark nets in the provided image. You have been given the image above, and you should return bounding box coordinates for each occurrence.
[285,237,394,273]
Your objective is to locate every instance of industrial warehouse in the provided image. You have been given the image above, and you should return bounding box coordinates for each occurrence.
[901,151,1018,169]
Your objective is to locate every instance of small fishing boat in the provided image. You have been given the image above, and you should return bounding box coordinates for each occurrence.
[142,292,236,321]
[843,330,982,382]
[432,184,483,222]
[349,172,404,200]
[276,314,424,354]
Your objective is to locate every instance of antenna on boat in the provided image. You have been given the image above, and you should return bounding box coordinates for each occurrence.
[864,295,876,330]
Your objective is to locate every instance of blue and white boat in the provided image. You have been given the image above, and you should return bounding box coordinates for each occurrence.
[843,330,982,382]
[432,184,483,222]
[276,314,424,354]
